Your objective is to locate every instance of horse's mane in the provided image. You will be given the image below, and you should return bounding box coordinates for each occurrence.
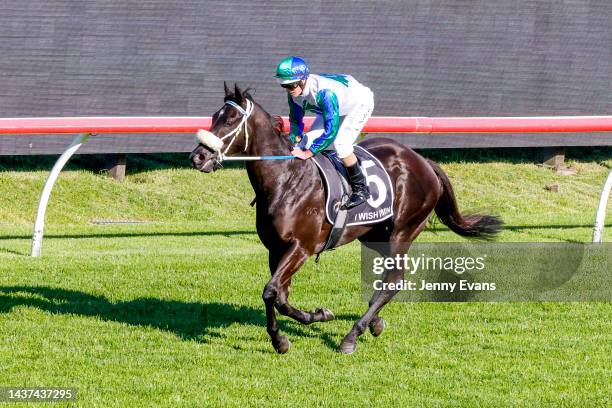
[271,115,284,136]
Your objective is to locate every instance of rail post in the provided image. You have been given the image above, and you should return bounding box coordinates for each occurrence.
[593,167,612,243]
[31,133,91,257]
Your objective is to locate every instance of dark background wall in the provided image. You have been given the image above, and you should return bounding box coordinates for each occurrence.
[0,0,610,153]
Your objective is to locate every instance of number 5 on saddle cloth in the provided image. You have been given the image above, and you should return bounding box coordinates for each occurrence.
[312,145,394,261]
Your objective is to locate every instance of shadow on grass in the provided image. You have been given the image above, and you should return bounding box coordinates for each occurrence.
[416,146,612,165]
[0,285,359,352]
[0,247,27,256]
[0,230,257,241]
[1,223,609,242]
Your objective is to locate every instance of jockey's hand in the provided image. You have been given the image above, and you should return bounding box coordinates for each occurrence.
[291,148,314,160]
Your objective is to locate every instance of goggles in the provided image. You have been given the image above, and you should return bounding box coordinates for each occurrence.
[280,81,301,90]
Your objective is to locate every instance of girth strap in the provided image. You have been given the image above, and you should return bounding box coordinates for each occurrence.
[315,170,351,263]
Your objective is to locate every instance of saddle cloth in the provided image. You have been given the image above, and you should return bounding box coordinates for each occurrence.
[312,145,394,227]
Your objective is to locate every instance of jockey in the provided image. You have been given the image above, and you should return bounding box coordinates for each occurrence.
[275,56,375,210]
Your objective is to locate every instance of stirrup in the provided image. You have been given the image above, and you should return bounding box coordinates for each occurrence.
[341,191,368,210]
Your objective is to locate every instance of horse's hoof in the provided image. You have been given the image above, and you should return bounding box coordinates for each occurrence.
[274,336,291,354]
[339,338,357,354]
[369,317,386,337]
[315,307,335,322]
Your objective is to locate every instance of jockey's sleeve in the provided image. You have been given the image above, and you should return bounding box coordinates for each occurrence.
[309,89,340,154]
[288,94,304,144]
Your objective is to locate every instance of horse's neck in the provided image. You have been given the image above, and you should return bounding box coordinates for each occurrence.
[245,110,310,200]
[245,113,288,157]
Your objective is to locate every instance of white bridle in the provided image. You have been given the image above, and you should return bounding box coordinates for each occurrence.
[196,99,253,161]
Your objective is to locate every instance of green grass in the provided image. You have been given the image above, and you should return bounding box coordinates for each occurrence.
[0,152,611,407]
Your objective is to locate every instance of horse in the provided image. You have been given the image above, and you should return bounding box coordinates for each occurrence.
[190,83,502,354]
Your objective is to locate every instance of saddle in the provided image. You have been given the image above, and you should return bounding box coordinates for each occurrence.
[312,145,394,259]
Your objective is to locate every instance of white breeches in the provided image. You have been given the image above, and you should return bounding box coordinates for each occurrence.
[305,90,374,159]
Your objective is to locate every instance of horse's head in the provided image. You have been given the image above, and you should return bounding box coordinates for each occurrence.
[190,82,254,172]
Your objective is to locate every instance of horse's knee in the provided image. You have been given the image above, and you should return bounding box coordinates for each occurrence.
[262,284,277,304]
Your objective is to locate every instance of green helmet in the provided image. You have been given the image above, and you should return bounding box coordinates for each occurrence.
[275,56,309,84]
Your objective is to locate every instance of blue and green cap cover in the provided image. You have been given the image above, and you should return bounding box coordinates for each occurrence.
[275,56,309,84]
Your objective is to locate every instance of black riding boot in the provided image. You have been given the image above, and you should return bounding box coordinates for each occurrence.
[342,163,370,210]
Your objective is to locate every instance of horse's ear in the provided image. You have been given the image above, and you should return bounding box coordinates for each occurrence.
[234,83,243,104]
[223,81,231,97]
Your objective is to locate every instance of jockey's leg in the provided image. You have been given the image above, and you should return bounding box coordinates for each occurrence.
[341,154,370,209]
[335,95,374,210]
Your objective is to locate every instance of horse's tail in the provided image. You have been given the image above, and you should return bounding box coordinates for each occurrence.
[427,160,503,239]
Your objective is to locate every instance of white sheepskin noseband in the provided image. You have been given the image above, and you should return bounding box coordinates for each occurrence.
[196,130,224,152]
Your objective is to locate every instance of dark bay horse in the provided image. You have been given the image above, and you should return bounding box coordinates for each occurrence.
[190,84,502,354]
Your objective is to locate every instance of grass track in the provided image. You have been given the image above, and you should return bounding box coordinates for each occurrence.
[0,153,611,406]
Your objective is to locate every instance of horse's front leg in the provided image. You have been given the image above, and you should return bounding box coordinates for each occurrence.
[263,242,334,353]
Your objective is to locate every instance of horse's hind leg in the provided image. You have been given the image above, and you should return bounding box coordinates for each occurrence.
[341,220,428,354]
[339,241,410,354]
[358,227,394,338]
